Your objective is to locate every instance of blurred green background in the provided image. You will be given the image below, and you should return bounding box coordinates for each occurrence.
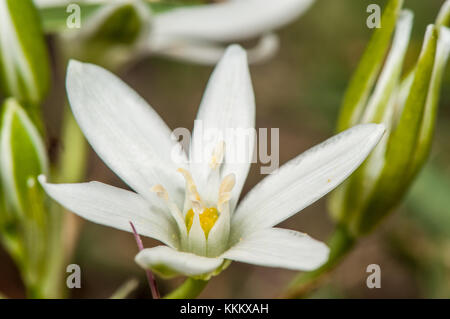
[1,0,449,298]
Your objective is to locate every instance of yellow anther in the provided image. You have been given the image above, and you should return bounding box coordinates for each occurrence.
[217,174,235,212]
[185,207,219,238]
[209,141,225,169]
[218,193,232,206]
[150,184,169,201]
[219,174,235,195]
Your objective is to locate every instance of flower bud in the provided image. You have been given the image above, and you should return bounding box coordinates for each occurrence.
[0,0,50,106]
[62,0,152,68]
[329,0,450,237]
[0,98,51,296]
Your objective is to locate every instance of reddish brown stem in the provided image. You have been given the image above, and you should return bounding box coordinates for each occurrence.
[129,221,160,299]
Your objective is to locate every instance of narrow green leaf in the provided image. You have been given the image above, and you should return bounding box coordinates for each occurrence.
[337,0,404,131]
[0,0,51,106]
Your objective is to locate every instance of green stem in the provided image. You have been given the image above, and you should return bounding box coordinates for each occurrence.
[282,224,356,299]
[163,278,209,299]
[57,105,88,183]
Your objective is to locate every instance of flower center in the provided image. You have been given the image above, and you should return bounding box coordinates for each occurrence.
[185,207,219,238]
[151,141,235,256]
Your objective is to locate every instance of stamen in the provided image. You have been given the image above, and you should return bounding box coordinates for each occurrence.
[219,174,235,195]
[150,184,187,239]
[217,174,235,212]
[177,168,202,202]
[177,168,204,214]
[150,184,169,201]
[209,141,225,170]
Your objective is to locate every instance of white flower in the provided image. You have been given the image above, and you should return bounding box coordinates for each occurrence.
[34,0,316,64]
[39,45,385,279]
[147,0,316,64]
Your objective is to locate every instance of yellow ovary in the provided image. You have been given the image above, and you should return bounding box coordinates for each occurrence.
[185,207,219,238]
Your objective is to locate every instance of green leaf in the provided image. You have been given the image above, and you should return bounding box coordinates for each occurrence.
[0,0,51,106]
[337,0,404,132]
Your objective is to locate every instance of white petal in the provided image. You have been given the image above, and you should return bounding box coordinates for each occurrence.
[150,0,315,43]
[66,60,187,205]
[39,176,179,248]
[135,245,223,277]
[231,124,385,241]
[206,204,230,257]
[188,213,207,256]
[189,45,255,209]
[151,33,279,65]
[222,228,329,271]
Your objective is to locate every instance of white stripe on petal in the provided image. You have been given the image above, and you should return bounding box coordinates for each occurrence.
[39,176,180,248]
[231,124,385,242]
[135,245,223,278]
[66,60,187,206]
[190,45,255,210]
[222,228,329,271]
